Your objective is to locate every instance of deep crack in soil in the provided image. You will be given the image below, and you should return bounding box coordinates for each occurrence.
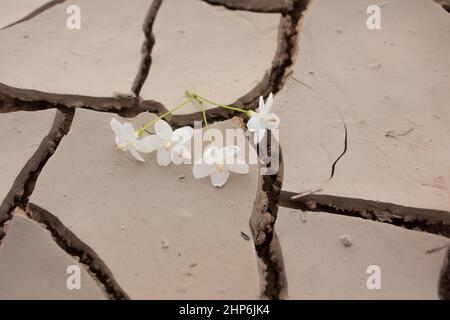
[250,133,287,300]
[0,109,74,245]
[26,203,130,300]
[200,0,293,13]
[280,191,450,237]
[131,0,163,98]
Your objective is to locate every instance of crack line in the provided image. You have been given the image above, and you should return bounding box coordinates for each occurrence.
[250,133,287,300]
[200,0,293,13]
[439,247,450,299]
[0,82,167,117]
[329,122,347,180]
[279,190,450,237]
[0,108,74,245]
[131,0,164,98]
[1,0,66,30]
[247,0,312,300]
[26,203,130,300]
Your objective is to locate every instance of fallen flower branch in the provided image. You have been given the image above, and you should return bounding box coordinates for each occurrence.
[110,90,280,187]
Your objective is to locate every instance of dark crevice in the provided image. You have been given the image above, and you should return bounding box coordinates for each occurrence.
[435,0,450,13]
[200,0,293,13]
[279,191,450,237]
[245,0,311,300]
[0,82,167,117]
[0,108,74,246]
[1,0,66,30]
[25,203,130,300]
[439,247,450,299]
[131,0,164,98]
[250,133,286,300]
[329,123,347,180]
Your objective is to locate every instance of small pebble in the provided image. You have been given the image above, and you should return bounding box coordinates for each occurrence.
[367,62,382,70]
[161,240,170,249]
[339,234,353,247]
[189,262,198,268]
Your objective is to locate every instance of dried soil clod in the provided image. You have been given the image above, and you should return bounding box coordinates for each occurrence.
[339,234,353,247]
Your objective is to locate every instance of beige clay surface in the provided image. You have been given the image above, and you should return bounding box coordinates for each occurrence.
[0,110,55,203]
[275,0,450,210]
[0,0,49,29]
[0,210,105,299]
[0,0,449,300]
[0,0,278,114]
[30,109,260,299]
[276,207,449,299]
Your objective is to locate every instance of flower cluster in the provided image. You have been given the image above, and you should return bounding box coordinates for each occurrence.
[111,92,279,187]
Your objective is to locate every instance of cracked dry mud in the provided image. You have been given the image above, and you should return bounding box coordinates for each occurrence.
[0,0,450,300]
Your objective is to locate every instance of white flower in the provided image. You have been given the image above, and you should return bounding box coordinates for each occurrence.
[193,145,249,187]
[147,120,193,166]
[247,93,280,144]
[111,118,154,162]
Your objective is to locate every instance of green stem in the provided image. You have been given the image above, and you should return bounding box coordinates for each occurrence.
[198,100,215,144]
[137,97,191,136]
[186,90,253,117]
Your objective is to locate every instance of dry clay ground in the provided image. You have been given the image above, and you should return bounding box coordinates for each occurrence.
[0,0,449,300]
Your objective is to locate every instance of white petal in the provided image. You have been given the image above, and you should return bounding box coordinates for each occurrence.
[210,169,230,187]
[133,136,154,153]
[172,126,193,145]
[253,129,266,144]
[171,151,184,165]
[157,148,172,166]
[123,123,137,141]
[247,114,261,132]
[224,145,239,162]
[155,120,173,140]
[115,136,126,147]
[203,145,218,165]
[264,93,274,113]
[193,160,214,178]
[143,135,164,150]
[173,144,191,160]
[226,159,250,174]
[214,146,225,163]
[258,96,264,112]
[110,118,124,137]
[263,112,280,130]
[128,146,145,162]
